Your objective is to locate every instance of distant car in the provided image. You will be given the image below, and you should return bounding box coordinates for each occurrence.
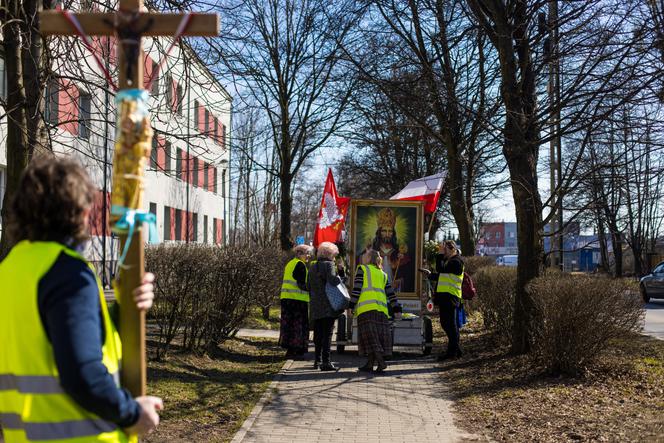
[640,262,664,303]
[496,255,518,267]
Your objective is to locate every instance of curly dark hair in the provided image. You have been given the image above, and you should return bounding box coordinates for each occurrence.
[7,156,95,245]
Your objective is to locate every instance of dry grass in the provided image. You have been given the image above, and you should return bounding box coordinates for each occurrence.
[144,337,285,443]
[439,318,664,442]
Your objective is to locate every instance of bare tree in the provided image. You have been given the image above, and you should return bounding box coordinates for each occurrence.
[204,0,357,250]
[465,0,655,353]
[0,0,51,257]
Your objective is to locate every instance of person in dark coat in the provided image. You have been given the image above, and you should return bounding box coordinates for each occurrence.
[427,240,465,361]
[308,242,345,371]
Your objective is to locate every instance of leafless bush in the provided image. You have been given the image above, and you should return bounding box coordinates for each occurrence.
[473,266,517,344]
[462,256,495,276]
[146,243,284,359]
[529,275,644,375]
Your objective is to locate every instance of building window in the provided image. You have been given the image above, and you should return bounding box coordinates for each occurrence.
[509,231,515,238]
[213,167,218,194]
[192,213,198,242]
[213,117,218,142]
[78,91,91,140]
[213,218,217,245]
[164,141,172,175]
[150,59,159,95]
[486,233,492,240]
[193,100,199,128]
[174,209,182,241]
[176,84,183,116]
[192,157,199,187]
[149,203,157,226]
[221,169,226,199]
[150,136,158,170]
[203,163,209,190]
[176,148,182,180]
[0,54,6,101]
[0,167,5,230]
[164,206,171,241]
[45,79,59,126]
[204,109,210,134]
[165,75,173,111]
[203,214,208,244]
[496,232,501,239]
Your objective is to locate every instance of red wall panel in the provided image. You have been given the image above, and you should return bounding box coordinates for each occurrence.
[156,136,166,171]
[89,190,110,237]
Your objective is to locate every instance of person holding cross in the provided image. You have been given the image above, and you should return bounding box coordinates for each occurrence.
[0,157,163,442]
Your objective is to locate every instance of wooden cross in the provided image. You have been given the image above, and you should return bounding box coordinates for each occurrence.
[40,1,218,397]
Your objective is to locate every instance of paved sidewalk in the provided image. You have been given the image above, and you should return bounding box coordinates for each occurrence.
[232,352,471,443]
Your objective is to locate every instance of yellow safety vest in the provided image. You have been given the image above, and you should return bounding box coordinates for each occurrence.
[0,241,130,443]
[280,257,309,303]
[355,265,389,317]
[437,263,464,299]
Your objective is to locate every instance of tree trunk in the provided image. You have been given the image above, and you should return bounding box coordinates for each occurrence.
[506,142,544,355]
[261,305,271,321]
[279,171,293,251]
[611,231,623,277]
[0,0,31,258]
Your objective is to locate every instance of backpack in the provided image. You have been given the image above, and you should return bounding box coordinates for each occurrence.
[461,273,476,300]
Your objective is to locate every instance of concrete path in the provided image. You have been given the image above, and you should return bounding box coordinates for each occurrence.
[237,328,280,339]
[232,352,470,443]
[644,300,664,340]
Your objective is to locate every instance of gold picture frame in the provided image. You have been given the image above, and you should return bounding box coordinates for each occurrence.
[349,199,424,300]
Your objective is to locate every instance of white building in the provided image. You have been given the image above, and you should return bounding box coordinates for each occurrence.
[0,19,231,285]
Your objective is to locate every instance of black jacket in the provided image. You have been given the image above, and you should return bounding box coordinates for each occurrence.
[308,259,345,320]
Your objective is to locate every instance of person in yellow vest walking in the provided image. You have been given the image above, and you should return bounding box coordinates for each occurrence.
[427,239,464,361]
[0,157,162,442]
[350,249,402,374]
[279,244,314,358]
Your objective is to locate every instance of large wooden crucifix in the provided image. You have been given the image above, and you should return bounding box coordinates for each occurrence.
[40,1,218,397]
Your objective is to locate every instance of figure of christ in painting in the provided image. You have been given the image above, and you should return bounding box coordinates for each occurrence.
[370,208,413,293]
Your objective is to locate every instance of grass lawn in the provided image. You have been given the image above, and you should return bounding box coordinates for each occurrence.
[438,318,664,442]
[242,305,281,330]
[144,337,284,443]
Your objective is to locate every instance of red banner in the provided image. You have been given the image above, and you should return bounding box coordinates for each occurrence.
[313,169,350,247]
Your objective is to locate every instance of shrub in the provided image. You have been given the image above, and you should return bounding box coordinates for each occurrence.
[462,255,495,275]
[473,266,517,343]
[529,274,644,375]
[146,243,285,359]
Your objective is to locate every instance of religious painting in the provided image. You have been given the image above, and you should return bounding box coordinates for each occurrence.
[350,200,423,300]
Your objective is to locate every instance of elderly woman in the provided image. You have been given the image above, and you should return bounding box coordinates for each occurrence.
[308,242,346,371]
[279,244,314,358]
[350,249,402,374]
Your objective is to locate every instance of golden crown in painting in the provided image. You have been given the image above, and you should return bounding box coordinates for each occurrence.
[377,208,396,228]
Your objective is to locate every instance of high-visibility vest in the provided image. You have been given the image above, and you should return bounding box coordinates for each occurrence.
[280,258,309,303]
[437,262,464,299]
[0,241,130,443]
[355,265,389,317]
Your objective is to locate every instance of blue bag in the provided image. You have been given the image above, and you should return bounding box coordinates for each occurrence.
[325,282,350,312]
[456,305,467,329]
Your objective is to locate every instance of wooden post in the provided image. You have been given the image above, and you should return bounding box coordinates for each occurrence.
[40,4,218,397]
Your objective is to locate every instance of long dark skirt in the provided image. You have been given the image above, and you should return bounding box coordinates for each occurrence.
[279,299,309,353]
[357,311,392,357]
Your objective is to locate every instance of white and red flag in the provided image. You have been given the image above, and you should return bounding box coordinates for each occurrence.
[313,169,351,247]
[390,172,446,214]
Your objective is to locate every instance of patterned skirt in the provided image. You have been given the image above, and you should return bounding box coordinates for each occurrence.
[357,310,392,357]
[279,299,309,352]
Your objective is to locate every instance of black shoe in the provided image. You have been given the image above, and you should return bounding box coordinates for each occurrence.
[313,361,321,369]
[358,364,373,372]
[437,353,456,362]
[320,362,339,371]
[285,350,296,359]
[372,366,387,375]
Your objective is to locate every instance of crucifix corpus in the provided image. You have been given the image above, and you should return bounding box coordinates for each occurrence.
[40,1,219,397]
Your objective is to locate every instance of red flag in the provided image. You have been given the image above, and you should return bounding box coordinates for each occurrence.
[390,172,445,214]
[313,169,351,247]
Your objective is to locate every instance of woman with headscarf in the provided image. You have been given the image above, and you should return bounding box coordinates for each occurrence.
[279,244,314,358]
[350,249,402,374]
